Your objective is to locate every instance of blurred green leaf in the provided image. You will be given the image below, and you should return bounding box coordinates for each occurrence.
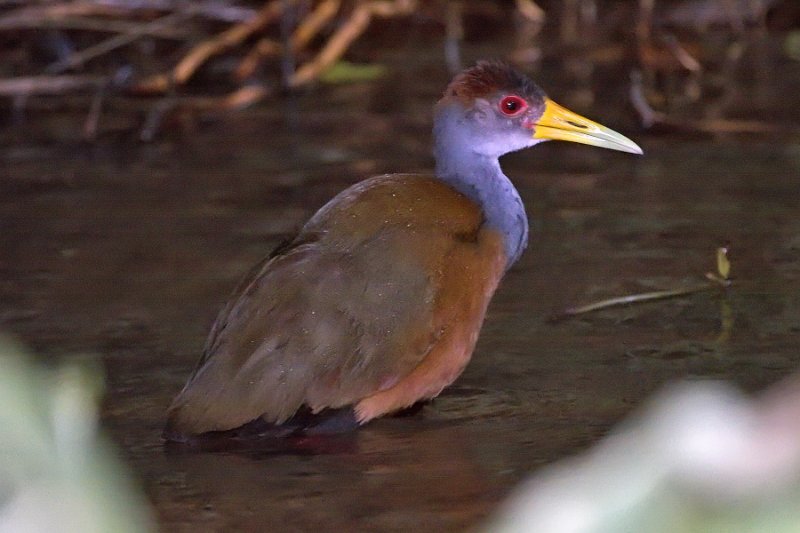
[716,247,730,280]
[785,31,800,61]
[321,61,387,84]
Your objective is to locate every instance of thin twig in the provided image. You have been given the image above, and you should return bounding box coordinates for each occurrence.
[630,69,664,128]
[290,3,371,87]
[636,0,655,42]
[630,68,776,134]
[444,1,463,74]
[91,0,257,23]
[662,33,702,72]
[289,0,417,88]
[235,38,282,81]
[0,1,257,26]
[0,74,107,96]
[552,247,735,323]
[549,282,729,323]
[45,10,193,74]
[0,14,187,38]
[235,0,342,82]
[83,83,107,140]
[292,0,341,49]
[140,96,178,142]
[171,0,288,85]
[515,0,545,24]
[0,3,120,30]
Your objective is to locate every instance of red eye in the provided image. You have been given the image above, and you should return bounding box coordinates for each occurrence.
[499,95,527,116]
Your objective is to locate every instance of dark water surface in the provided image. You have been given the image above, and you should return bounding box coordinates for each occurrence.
[3,39,800,531]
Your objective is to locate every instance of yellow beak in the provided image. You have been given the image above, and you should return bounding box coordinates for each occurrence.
[533,98,643,155]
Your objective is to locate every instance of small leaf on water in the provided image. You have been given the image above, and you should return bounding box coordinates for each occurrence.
[716,246,730,280]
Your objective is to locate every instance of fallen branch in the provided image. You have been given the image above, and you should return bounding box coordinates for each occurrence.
[45,10,193,74]
[0,3,123,30]
[171,0,287,85]
[0,1,257,28]
[90,0,258,23]
[234,0,342,81]
[0,14,188,38]
[234,38,281,81]
[0,0,548,139]
[289,0,417,87]
[293,0,341,49]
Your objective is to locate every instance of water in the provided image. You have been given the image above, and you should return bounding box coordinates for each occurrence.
[2,34,800,531]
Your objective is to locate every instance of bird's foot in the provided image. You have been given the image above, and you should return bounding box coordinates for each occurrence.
[286,406,360,436]
[391,399,432,417]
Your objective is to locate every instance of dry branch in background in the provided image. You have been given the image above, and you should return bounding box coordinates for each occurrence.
[0,0,426,138]
[0,74,107,96]
[1,0,780,140]
[289,0,417,87]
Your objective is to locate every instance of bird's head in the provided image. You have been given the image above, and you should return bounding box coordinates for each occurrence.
[435,61,642,158]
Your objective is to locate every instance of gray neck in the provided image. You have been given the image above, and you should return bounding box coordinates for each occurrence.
[433,108,529,267]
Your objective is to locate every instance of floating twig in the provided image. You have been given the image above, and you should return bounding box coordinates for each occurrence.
[550,283,720,322]
[550,247,733,322]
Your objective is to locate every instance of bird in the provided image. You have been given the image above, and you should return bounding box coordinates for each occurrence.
[163,61,642,442]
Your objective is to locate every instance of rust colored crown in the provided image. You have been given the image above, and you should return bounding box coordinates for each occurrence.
[442,60,545,103]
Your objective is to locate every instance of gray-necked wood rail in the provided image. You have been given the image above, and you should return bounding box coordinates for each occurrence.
[164,61,642,442]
